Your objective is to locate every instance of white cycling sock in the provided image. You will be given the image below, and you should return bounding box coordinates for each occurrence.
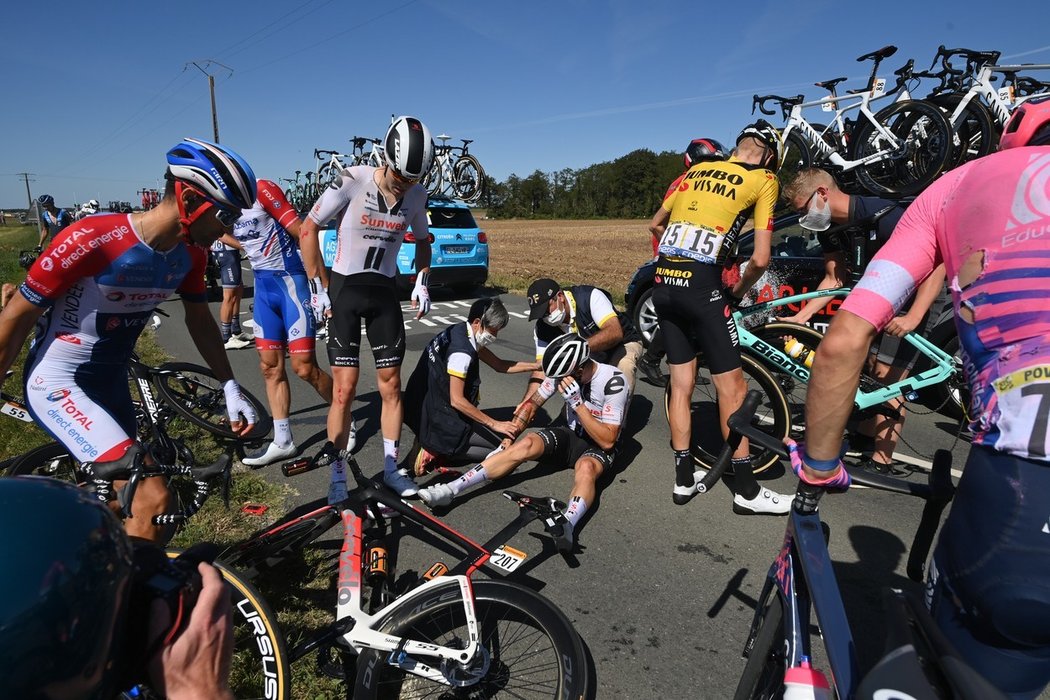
[383,438,398,474]
[450,464,488,496]
[565,496,587,527]
[273,419,292,448]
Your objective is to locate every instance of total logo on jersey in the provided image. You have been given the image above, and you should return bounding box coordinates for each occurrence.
[46,388,72,402]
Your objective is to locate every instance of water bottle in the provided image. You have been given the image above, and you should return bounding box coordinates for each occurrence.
[783,657,831,699]
[783,338,815,368]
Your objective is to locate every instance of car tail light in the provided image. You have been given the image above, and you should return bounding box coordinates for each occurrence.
[478,231,487,243]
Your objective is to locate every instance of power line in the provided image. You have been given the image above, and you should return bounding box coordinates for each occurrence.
[56,68,194,177]
[242,0,421,75]
[218,0,338,62]
[187,60,234,143]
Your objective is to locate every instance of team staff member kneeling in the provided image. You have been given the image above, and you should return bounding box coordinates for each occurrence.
[419,333,631,553]
[650,120,791,515]
[404,297,539,474]
[299,116,435,499]
[523,277,644,395]
[0,138,259,542]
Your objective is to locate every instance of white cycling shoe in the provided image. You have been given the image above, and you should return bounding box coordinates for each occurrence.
[732,488,791,515]
[384,469,419,498]
[418,482,455,508]
[242,441,297,468]
[346,416,357,452]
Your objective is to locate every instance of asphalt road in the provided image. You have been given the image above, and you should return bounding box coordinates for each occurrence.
[154,280,980,699]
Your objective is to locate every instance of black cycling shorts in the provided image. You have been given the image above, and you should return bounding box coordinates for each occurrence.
[327,272,405,369]
[651,258,740,373]
[214,250,242,288]
[534,426,616,470]
[926,445,1050,698]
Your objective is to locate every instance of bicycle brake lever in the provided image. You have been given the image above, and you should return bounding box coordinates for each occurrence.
[120,470,141,519]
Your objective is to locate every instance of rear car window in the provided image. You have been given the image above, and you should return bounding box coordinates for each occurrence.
[427,208,477,229]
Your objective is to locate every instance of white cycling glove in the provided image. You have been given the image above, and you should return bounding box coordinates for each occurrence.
[411,271,431,317]
[223,380,258,427]
[559,379,583,410]
[308,277,330,325]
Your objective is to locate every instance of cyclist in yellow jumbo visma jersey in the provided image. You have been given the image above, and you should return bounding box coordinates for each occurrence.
[649,119,788,516]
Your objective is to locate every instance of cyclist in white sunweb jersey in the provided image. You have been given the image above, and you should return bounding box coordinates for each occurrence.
[299,116,436,501]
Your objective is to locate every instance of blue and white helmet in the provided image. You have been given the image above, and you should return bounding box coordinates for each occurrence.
[166,137,257,211]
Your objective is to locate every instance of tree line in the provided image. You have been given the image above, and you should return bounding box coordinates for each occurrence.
[479,149,686,219]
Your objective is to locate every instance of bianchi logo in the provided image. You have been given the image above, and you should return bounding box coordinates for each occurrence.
[1007,152,1050,229]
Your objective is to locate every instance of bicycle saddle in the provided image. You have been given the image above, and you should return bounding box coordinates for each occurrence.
[461,139,473,146]
[857,45,898,62]
[815,77,848,91]
[87,444,146,481]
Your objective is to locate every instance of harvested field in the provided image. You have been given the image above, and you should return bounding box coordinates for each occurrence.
[482,218,653,302]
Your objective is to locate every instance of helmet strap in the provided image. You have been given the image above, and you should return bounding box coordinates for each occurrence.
[174,181,214,240]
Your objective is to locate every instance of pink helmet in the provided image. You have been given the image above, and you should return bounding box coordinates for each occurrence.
[1000,96,1050,150]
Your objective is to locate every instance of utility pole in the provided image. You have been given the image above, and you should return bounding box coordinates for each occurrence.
[17,172,35,210]
[186,60,233,143]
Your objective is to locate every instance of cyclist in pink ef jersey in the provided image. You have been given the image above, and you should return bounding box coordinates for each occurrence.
[0,138,259,543]
[794,97,1050,698]
[227,179,334,467]
[299,116,436,500]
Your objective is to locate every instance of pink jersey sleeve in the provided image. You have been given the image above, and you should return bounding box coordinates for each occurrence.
[839,178,946,330]
[257,179,300,230]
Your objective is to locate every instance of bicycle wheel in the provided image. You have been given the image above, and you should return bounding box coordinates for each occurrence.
[153,362,272,441]
[4,441,83,481]
[778,132,813,192]
[733,594,785,700]
[749,322,825,439]
[165,550,292,700]
[849,99,952,197]
[929,93,998,168]
[452,154,485,203]
[317,162,343,191]
[423,161,443,196]
[663,354,790,475]
[221,501,339,576]
[354,579,589,699]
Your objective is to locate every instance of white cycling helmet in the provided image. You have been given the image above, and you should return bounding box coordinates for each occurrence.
[383,116,435,180]
[83,199,99,213]
[541,333,591,380]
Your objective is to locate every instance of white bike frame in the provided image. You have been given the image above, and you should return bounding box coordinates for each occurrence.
[945,62,1050,127]
[335,508,482,685]
[781,81,912,171]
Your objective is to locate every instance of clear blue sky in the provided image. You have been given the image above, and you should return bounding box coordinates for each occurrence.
[3,0,1049,209]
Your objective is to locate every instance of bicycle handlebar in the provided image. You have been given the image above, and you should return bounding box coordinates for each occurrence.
[82,443,233,524]
[694,390,766,493]
[751,94,803,120]
[931,44,1002,73]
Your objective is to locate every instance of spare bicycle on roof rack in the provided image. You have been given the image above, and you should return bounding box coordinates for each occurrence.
[423,133,487,203]
[755,44,954,197]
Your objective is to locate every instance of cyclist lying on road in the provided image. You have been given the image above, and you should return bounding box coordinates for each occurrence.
[418,333,631,553]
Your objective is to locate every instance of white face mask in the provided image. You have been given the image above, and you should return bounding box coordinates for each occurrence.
[799,191,832,232]
[474,326,496,348]
[543,305,566,326]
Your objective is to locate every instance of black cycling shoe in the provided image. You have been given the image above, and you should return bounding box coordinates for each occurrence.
[845,432,876,457]
[637,358,667,387]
